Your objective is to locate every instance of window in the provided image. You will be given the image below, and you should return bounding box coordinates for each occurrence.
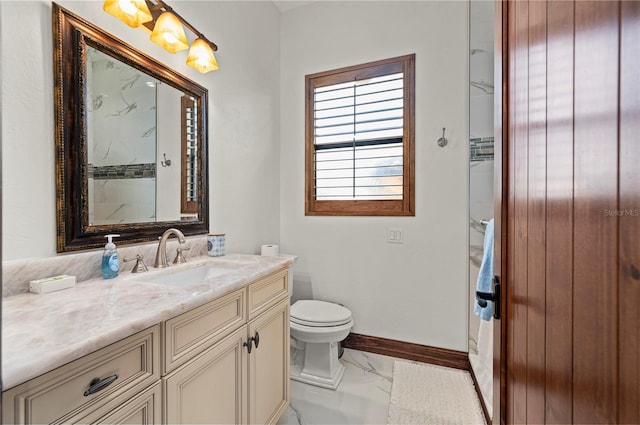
[305,54,415,216]
[181,95,198,215]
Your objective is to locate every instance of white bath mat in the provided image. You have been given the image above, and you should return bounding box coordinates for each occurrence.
[387,361,486,425]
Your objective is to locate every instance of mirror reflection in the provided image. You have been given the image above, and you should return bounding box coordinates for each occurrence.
[86,47,198,225]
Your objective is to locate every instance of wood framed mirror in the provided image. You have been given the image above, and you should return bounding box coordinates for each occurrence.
[53,3,209,252]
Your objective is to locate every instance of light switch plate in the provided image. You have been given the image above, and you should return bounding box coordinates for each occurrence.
[387,227,404,244]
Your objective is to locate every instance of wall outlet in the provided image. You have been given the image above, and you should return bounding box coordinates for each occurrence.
[387,227,404,244]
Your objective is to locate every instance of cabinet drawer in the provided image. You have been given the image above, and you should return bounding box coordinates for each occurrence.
[64,382,162,424]
[2,325,160,425]
[247,268,288,321]
[163,288,245,373]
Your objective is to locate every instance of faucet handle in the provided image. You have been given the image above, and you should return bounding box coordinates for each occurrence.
[173,246,191,264]
[123,255,148,273]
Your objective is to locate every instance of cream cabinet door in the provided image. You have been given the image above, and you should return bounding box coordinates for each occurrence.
[247,299,290,425]
[164,326,248,425]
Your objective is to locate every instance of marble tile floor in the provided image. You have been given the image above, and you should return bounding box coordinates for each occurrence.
[277,348,397,425]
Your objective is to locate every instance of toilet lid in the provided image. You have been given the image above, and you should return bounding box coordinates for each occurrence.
[290,300,352,327]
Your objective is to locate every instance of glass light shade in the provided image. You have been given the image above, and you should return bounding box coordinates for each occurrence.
[150,12,189,54]
[186,39,219,73]
[103,0,152,28]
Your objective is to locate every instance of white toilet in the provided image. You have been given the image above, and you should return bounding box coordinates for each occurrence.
[289,299,354,390]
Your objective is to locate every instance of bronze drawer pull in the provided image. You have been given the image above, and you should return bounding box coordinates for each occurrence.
[83,374,118,396]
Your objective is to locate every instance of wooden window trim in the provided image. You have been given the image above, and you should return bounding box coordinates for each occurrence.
[305,54,415,216]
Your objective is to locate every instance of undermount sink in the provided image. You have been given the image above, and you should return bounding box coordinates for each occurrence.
[138,265,236,287]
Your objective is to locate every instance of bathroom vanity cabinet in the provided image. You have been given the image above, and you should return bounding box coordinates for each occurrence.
[164,269,290,425]
[2,267,290,425]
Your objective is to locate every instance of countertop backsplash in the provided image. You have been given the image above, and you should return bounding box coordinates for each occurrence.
[2,235,208,298]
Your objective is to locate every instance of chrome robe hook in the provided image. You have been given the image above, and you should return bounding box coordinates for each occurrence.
[437,127,448,148]
[160,153,171,167]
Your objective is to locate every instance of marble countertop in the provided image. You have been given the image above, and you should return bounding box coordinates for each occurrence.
[2,254,294,390]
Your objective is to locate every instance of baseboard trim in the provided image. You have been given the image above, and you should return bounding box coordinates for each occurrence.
[342,333,469,370]
[468,359,491,424]
[343,333,491,423]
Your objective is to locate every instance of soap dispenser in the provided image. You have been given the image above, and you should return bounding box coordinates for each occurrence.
[101,234,121,279]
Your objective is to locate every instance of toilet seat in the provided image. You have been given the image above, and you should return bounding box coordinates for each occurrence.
[290,300,352,327]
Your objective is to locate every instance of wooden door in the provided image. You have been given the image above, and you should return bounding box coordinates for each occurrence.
[247,299,290,425]
[164,327,247,425]
[493,1,508,422]
[498,1,640,423]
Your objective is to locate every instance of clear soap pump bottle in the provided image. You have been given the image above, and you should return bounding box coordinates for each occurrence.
[101,234,121,279]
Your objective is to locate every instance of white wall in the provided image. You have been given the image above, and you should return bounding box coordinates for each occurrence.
[1,1,281,260]
[280,1,469,351]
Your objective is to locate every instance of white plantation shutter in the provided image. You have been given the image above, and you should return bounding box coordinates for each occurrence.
[305,55,415,216]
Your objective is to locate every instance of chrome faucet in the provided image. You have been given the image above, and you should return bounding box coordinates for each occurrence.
[154,228,186,268]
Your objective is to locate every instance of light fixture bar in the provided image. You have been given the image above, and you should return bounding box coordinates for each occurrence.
[104,0,219,73]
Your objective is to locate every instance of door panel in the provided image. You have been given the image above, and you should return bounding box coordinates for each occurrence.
[164,327,247,425]
[248,299,289,425]
[509,1,529,422]
[503,1,517,422]
[573,1,618,423]
[525,2,546,423]
[544,1,574,423]
[573,3,620,423]
[501,1,638,423]
[619,2,640,423]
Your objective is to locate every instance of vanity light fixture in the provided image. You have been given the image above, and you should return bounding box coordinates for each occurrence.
[149,11,189,53]
[102,0,219,73]
[186,38,219,73]
[103,0,152,28]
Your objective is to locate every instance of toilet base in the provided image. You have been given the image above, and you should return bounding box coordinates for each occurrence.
[290,340,346,390]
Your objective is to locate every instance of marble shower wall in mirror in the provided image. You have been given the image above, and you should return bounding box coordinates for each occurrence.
[468,0,494,417]
[87,47,157,225]
[86,47,185,225]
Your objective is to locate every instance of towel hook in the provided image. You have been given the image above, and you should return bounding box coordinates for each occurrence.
[437,127,448,148]
[160,153,171,167]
